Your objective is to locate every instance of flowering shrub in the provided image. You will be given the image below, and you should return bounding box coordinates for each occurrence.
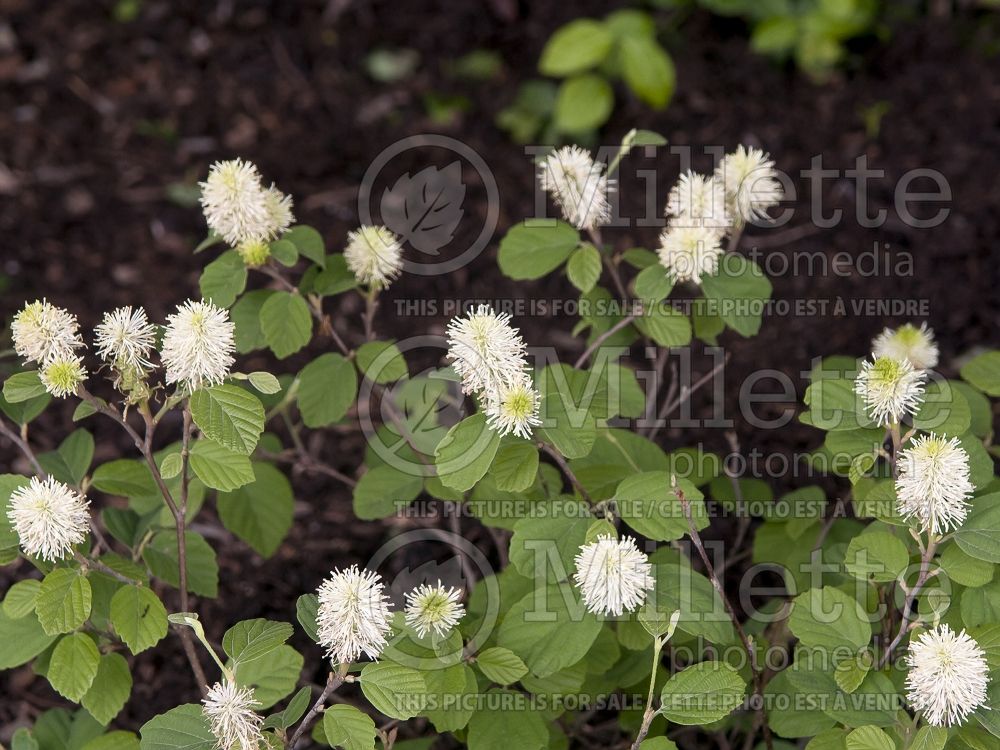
[2,135,999,750]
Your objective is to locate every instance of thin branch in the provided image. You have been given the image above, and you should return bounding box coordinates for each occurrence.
[646,354,729,441]
[288,666,348,749]
[573,314,638,369]
[538,442,592,504]
[0,416,47,476]
[879,536,939,669]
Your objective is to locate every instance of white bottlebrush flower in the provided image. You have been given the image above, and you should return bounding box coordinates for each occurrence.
[344,225,404,289]
[854,355,925,426]
[263,184,294,237]
[485,376,542,440]
[905,624,989,727]
[404,581,465,638]
[316,565,393,665]
[39,355,87,398]
[7,476,90,562]
[161,300,235,392]
[715,145,783,223]
[539,145,614,231]
[665,171,731,232]
[202,680,265,750]
[574,535,654,617]
[872,322,939,371]
[95,306,157,372]
[12,300,84,365]
[896,434,974,535]
[446,304,529,398]
[657,224,725,285]
[199,159,272,246]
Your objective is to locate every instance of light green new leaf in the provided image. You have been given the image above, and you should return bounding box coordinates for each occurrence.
[190,385,265,455]
[566,244,602,293]
[475,647,528,685]
[960,351,1000,396]
[355,341,408,384]
[199,250,247,308]
[233,644,303,709]
[82,652,132,725]
[138,704,215,750]
[321,705,376,750]
[222,618,294,666]
[621,36,675,109]
[554,74,613,133]
[36,568,92,636]
[845,726,895,750]
[658,661,745,725]
[189,440,255,492]
[788,587,872,653]
[216,462,293,557]
[260,291,312,359]
[297,354,357,428]
[489,441,539,492]
[538,19,613,76]
[110,586,168,654]
[48,632,101,701]
[3,578,41,618]
[359,661,427,720]
[352,464,422,520]
[844,532,908,582]
[435,413,501,492]
[497,220,579,280]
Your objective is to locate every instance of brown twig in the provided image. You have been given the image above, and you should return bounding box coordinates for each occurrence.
[645,354,729,442]
[879,536,939,669]
[288,666,348,749]
[538,442,592,504]
[573,314,638,369]
[0,416,47,477]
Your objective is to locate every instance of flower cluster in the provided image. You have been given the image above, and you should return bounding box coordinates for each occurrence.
[573,534,654,617]
[13,300,87,399]
[854,354,925,426]
[539,146,614,231]
[202,679,265,750]
[872,321,939,371]
[446,305,541,439]
[344,225,404,289]
[161,299,236,392]
[905,625,989,727]
[316,566,466,665]
[199,159,294,264]
[896,433,974,535]
[658,145,783,285]
[7,476,90,562]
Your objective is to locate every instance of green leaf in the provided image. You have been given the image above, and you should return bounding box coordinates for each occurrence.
[639,740,678,750]
[39,429,94,486]
[4,371,46,403]
[620,36,675,109]
[296,594,319,643]
[634,306,692,347]
[83,732,139,750]
[190,385,265,455]
[700,256,772,337]
[509,499,591,583]
[110,586,168,654]
[260,292,312,359]
[189,440,255,492]
[489,442,539,492]
[634,264,674,303]
[497,220,579,280]
[297,353,358,428]
[321,706,376,750]
[222,618,294,665]
[284,226,326,268]
[358,661,427,720]
[954,494,1000,563]
[49,632,101,701]
[537,365,598,460]
[961,351,1000,396]
[263,686,311,730]
[82,652,132,724]
[475,647,528,685]
[269,239,298,266]
[845,726,895,750]
[940,543,994,588]
[143,531,218,597]
[497,583,602,677]
[36,568,93,636]
[139,704,215,750]
[3,578,40,618]
[355,341,408,384]
[910,726,947,750]
[159,454,183,480]
[466,689,548,750]
[616,472,707,541]
[538,19,613,76]
[1,388,50,424]
[247,372,281,395]
[788,586,872,652]
[352,464,422,520]
[233,644,303,709]
[554,74,614,133]
[216,462,293,557]
[913,379,971,436]
[0,608,57,668]
[91,459,158,497]
[844,532,908,582]
[435,413,501,492]
[566,244,602,293]
[312,254,357,296]
[199,250,247,308]
[231,290,275,354]
[658,661,745,725]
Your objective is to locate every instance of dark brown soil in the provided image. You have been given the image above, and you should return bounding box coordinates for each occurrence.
[1,0,999,742]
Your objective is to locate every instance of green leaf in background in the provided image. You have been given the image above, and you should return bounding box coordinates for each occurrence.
[359,661,427,720]
[109,586,168,654]
[954,494,1000,563]
[538,19,613,76]
[620,36,675,109]
[498,220,579,280]
[0,388,51,424]
[489,441,539,492]
[509,499,591,583]
[701,255,772,337]
[845,726,895,750]
[435,413,501,492]
[83,731,139,750]
[269,239,298,266]
[960,351,1000,396]
[233,644,303,709]
[321,705,376,750]
[939,543,994,588]
[190,440,255,492]
[48,632,101,701]
[634,264,674,303]
[222,618,294,665]
[913,379,971,436]
[788,586,872,652]
[554,74,614,133]
[199,250,247,308]
[81,652,132,725]
[355,341,408,384]
[284,225,326,268]
[91,459,159,497]
[3,578,40,618]
[231,290,275,354]
[260,291,312,359]
[296,594,319,643]
[263,686,311,730]
[36,568,92,636]
[566,244,602,293]
[844,532,908,582]
[4,371,46,403]
[466,689,548,750]
[352,464,422,520]
[616,472,707,542]
[658,661,745,725]
[247,371,281,395]
[190,385,265,455]
[297,353,358,428]
[0,608,57,668]
[216,462,294,557]
[312,254,357,296]
[143,531,219,598]
[909,726,948,750]
[38,429,94,486]
[474,646,529,685]
[139,704,215,750]
[634,305,692,347]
